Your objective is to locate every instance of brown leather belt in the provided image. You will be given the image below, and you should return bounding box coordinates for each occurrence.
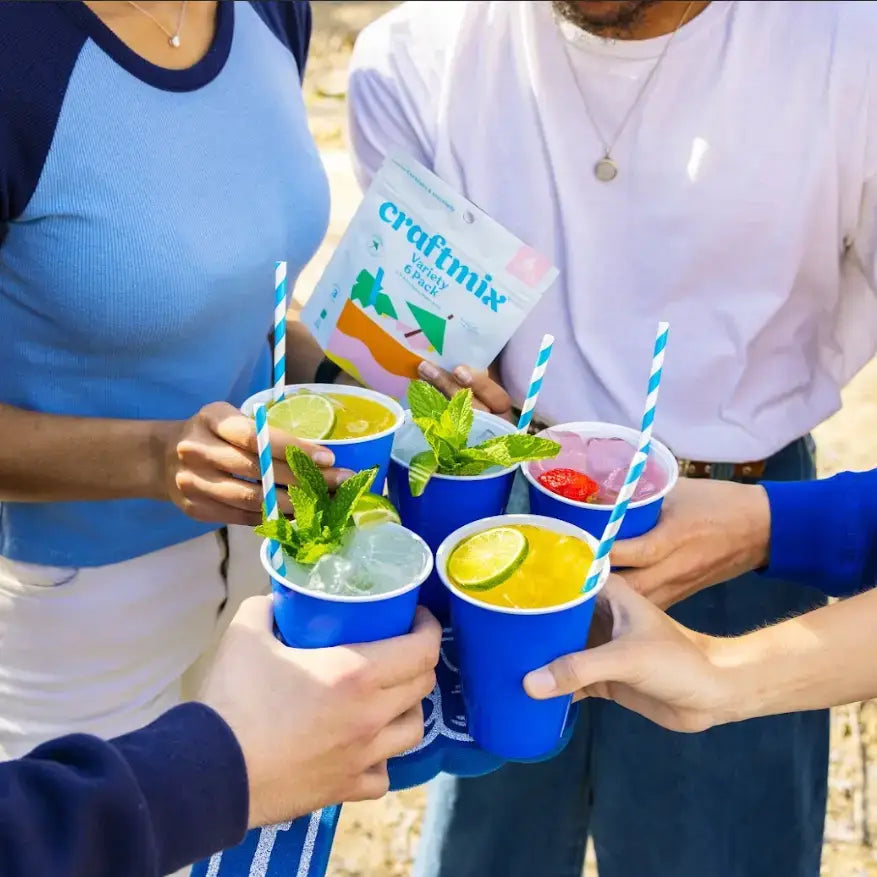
[676,458,766,480]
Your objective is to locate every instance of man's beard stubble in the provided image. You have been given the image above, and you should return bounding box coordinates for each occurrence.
[551,0,662,38]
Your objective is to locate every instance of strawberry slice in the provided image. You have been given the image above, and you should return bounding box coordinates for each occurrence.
[537,468,600,503]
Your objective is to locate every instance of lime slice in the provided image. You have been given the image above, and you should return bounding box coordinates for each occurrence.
[352,494,401,529]
[267,394,336,440]
[447,527,529,591]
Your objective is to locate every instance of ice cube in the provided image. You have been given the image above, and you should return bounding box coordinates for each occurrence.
[527,430,590,478]
[582,438,668,503]
[391,419,430,466]
[340,523,430,595]
[307,551,373,596]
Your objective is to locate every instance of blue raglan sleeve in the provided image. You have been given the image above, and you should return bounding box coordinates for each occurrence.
[0,703,249,877]
[763,468,877,597]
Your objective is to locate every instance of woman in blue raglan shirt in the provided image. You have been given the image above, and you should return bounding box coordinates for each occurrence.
[0,0,349,758]
[526,468,877,729]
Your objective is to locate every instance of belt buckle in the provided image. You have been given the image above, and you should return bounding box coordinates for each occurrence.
[677,458,699,478]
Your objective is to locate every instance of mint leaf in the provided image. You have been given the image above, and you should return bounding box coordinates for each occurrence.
[458,442,512,468]
[413,417,458,471]
[407,380,448,422]
[472,434,560,464]
[285,446,330,512]
[288,485,321,540]
[409,449,438,497]
[255,516,299,553]
[439,388,473,450]
[296,538,336,566]
[327,467,378,533]
[404,383,558,494]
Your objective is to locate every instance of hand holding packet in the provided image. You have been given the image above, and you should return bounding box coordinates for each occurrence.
[301,153,559,397]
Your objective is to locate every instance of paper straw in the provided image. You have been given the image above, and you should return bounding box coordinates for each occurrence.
[273,260,288,404]
[255,403,286,577]
[516,334,554,433]
[583,321,669,591]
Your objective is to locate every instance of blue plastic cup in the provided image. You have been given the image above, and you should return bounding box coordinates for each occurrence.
[260,524,433,648]
[436,514,609,760]
[386,411,518,625]
[523,422,678,540]
[242,384,405,494]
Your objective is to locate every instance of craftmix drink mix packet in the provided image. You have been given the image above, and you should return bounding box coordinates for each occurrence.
[301,153,559,399]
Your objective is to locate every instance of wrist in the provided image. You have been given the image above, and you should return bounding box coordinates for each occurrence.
[705,630,780,725]
[140,420,183,501]
[744,484,771,571]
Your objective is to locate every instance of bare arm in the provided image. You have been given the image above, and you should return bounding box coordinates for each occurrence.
[0,403,175,503]
[525,576,877,732]
[0,400,347,525]
[716,586,877,721]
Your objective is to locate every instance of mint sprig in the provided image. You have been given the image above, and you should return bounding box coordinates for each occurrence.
[405,380,560,496]
[255,446,379,565]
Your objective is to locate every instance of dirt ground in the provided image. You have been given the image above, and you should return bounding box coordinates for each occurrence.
[301,4,877,874]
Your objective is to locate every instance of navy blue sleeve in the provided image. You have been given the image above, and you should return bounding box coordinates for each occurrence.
[0,703,249,877]
[763,468,877,597]
[249,1,313,79]
[0,2,85,238]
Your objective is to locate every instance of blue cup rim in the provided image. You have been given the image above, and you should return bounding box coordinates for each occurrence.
[259,523,434,604]
[390,409,520,482]
[522,421,678,511]
[241,384,405,446]
[435,514,609,616]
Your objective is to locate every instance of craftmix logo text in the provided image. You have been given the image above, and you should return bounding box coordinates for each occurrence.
[378,200,508,311]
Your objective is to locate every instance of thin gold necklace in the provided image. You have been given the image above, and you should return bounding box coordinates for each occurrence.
[568,0,696,182]
[125,0,188,48]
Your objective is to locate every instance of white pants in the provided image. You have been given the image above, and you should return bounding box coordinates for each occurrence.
[0,525,265,759]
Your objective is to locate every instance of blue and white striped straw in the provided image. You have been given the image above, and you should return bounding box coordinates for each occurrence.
[583,321,669,592]
[273,260,288,404]
[254,403,286,577]
[516,333,554,433]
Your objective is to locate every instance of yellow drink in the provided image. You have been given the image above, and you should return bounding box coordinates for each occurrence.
[266,391,396,441]
[451,525,593,610]
[325,393,396,439]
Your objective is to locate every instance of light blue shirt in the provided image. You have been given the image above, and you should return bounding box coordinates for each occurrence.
[0,1,329,566]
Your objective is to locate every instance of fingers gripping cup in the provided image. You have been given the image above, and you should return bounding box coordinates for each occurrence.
[242,384,405,493]
[524,422,678,540]
[437,514,609,760]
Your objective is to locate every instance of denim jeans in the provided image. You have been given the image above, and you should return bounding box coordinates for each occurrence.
[414,437,829,877]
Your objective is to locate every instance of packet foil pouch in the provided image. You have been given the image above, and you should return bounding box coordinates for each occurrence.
[301,153,558,398]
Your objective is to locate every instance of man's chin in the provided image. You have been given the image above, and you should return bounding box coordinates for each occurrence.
[553,0,658,31]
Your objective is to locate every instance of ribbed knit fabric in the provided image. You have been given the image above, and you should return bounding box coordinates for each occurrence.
[0,1,329,566]
[763,467,877,596]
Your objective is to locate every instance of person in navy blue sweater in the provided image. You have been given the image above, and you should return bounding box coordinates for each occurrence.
[0,598,440,877]
[525,469,877,729]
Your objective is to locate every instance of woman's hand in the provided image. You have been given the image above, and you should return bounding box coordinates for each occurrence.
[523,576,732,733]
[416,361,513,420]
[610,479,772,609]
[162,402,353,526]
